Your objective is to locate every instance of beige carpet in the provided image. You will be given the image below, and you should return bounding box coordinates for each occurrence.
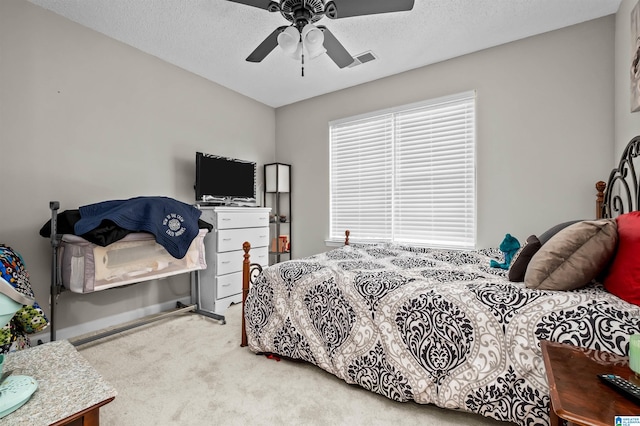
[77,304,511,426]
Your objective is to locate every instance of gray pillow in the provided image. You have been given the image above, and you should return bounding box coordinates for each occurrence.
[538,220,584,245]
[524,219,617,291]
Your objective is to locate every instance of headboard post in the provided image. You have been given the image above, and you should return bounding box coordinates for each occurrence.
[345,230,350,245]
[596,181,606,219]
[241,241,250,347]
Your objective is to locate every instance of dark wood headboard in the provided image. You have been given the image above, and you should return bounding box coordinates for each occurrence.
[597,136,640,220]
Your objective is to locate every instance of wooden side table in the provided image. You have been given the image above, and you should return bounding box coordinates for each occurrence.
[2,340,116,425]
[541,340,640,426]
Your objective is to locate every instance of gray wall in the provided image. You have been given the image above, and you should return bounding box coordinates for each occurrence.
[0,0,621,339]
[276,17,616,257]
[0,0,275,336]
[615,0,640,154]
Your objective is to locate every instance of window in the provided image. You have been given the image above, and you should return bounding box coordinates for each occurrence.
[329,91,476,249]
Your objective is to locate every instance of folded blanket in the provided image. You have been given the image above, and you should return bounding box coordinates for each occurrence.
[0,245,49,354]
[75,196,202,259]
[0,245,35,306]
[39,209,212,247]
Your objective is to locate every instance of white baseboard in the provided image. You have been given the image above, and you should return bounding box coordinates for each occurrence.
[32,297,192,344]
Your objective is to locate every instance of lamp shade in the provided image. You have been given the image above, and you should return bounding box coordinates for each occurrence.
[302,24,326,59]
[265,163,290,193]
[277,26,302,59]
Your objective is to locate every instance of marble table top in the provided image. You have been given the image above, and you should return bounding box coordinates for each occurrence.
[3,339,117,425]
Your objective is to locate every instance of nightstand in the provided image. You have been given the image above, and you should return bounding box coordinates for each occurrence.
[541,340,640,426]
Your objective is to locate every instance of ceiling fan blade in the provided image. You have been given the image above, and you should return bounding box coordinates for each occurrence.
[246,26,287,63]
[317,26,354,68]
[324,0,414,19]
[227,0,279,12]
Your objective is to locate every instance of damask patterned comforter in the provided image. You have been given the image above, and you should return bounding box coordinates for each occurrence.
[244,243,640,426]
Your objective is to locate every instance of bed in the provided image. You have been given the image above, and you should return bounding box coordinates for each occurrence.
[239,136,640,426]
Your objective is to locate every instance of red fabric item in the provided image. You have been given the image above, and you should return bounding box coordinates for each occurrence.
[604,211,640,305]
[266,354,281,361]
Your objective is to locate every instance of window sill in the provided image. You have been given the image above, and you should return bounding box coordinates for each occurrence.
[324,238,386,247]
[324,239,344,247]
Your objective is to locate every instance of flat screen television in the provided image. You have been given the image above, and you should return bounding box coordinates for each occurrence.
[195,152,256,202]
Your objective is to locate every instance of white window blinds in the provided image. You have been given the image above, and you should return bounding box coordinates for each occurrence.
[330,91,476,249]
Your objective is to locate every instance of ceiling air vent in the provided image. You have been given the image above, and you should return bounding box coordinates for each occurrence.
[348,51,377,68]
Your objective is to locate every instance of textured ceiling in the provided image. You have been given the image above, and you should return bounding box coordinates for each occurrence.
[27,0,622,108]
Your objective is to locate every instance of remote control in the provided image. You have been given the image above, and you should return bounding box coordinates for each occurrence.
[598,374,640,405]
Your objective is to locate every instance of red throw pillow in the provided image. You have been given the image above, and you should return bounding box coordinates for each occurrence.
[604,211,640,305]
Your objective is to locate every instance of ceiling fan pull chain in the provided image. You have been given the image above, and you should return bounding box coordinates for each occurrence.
[301,31,305,77]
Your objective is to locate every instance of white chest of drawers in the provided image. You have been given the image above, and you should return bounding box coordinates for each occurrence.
[197,206,270,317]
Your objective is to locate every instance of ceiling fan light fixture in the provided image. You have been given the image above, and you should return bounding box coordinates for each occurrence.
[233,0,415,68]
[277,26,302,58]
[290,42,303,59]
[301,23,326,59]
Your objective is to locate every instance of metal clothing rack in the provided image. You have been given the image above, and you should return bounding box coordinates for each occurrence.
[48,201,225,346]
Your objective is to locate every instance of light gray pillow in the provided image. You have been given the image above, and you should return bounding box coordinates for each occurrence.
[524,219,617,291]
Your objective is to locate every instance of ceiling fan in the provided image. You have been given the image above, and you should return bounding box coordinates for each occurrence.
[228,0,415,69]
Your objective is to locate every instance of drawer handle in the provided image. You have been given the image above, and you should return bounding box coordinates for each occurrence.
[259,217,267,220]
[223,238,232,241]
[222,218,231,221]
[259,235,267,238]
[222,283,231,287]
[221,261,231,264]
